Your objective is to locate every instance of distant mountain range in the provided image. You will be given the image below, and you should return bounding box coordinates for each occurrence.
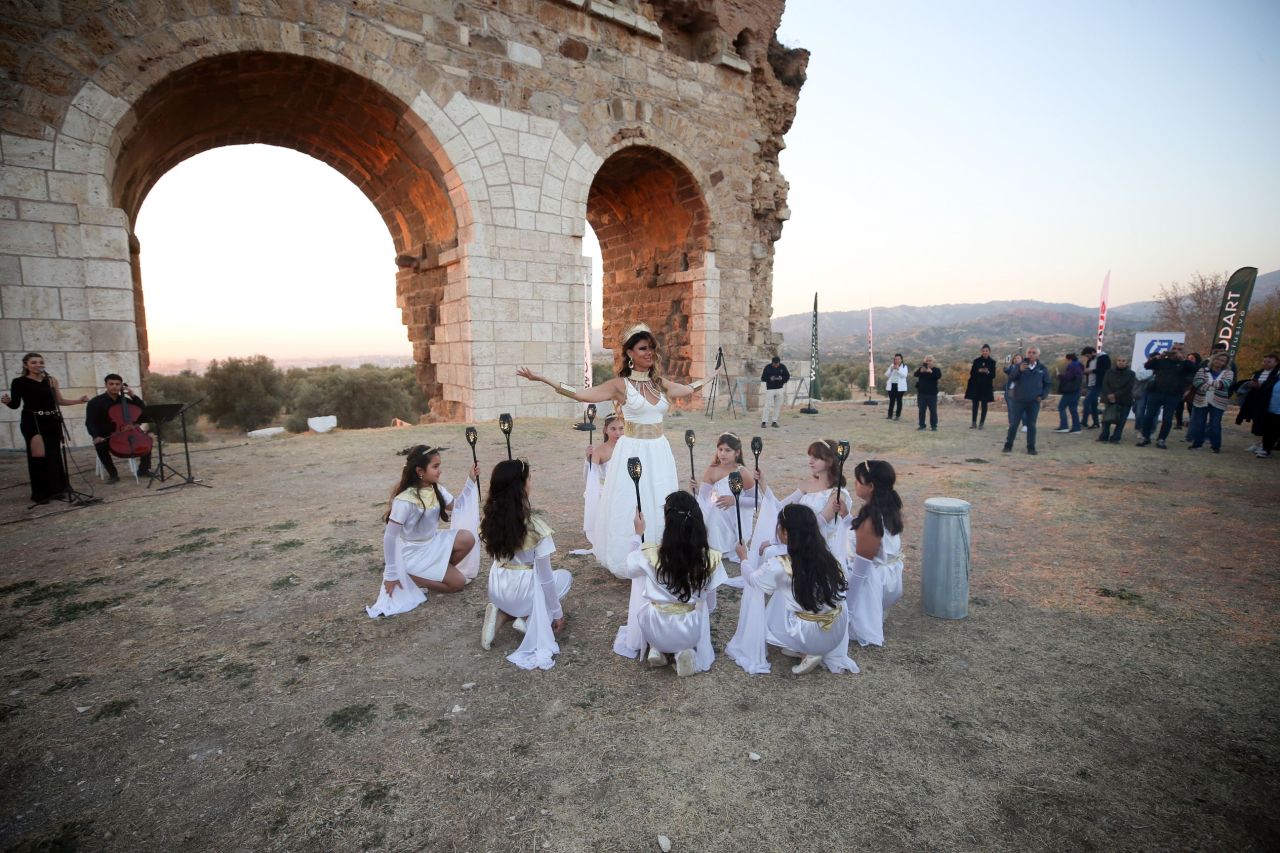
[771,269,1279,358]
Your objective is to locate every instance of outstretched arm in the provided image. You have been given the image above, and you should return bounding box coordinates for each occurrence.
[664,377,708,399]
[516,367,621,404]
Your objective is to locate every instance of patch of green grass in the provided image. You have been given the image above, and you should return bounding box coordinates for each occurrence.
[165,664,205,682]
[42,675,90,694]
[144,577,177,590]
[0,702,23,723]
[265,520,299,532]
[221,661,256,679]
[360,781,392,808]
[294,655,310,665]
[5,818,95,851]
[368,561,384,574]
[12,577,107,607]
[964,457,990,464]
[1097,586,1143,602]
[185,526,220,538]
[247,640,271,650]
[419,718,452,736]
[93,698,135,721]
[0,580,37,596]
[392,702,424,721]
[17,668,40,680]
[171,538,213,555]
[311,579,338,591]
[269,575,300,590]
[47,596,126,625]
[272,539,305,552]
[324,703,376,734]
[329,540,374,558]
[331,518,359,526]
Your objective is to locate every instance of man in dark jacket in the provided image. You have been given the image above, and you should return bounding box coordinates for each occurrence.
[1003,346,1051,454]
[759,356,789,428]
[1098,355,1136,443]
[1081,346,1110,429]
[85,373,153,482]
[1138,343,1195,448]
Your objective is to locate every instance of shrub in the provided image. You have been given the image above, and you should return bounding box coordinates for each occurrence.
[203,355,287,432]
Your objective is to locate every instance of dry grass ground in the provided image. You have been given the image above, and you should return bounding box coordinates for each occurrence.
[0,398,1277,852]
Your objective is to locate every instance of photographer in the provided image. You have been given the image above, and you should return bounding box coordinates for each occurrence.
[1137,343,1195,449]
[1002,346,1050,454]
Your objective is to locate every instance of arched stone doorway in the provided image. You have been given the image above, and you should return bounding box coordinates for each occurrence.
[110,52,462,414]
[586,145,717,383]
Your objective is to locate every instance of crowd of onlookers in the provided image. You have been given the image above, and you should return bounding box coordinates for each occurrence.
[873,343,1280,458]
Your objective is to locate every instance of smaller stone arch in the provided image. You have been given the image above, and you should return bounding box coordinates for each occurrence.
[584,143,718,383]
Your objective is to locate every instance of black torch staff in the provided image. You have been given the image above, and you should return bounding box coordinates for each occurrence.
[584,403,597,451]
[627,456,644,542]
[750,435,763,505]
[465,426,481,501]
[728,470,745,546]
[499,413,513,460]
[684,429,697,491]
[835,439,850,515]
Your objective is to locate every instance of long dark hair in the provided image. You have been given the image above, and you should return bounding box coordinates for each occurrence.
[711,432,744,465]
[655,490,713,603]
[384,445,449,524]
[619,329,667,396]
[851,460,903,537]
[807,439,845,489]
[480,459,531,561]
[778,504,846,613]
[19,352,43,380]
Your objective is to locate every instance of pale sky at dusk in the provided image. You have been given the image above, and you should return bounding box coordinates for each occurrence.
[135,0,1280,363]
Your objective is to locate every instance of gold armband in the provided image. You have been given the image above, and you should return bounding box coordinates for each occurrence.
[555,383,578,399]
[688,378,707,391]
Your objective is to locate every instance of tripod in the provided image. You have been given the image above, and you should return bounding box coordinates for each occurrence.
[704,347,740,420]
[46,407,99,508]
[142,400,211,491]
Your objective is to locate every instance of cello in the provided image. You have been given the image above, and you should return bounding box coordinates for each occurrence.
[108,384,154,459]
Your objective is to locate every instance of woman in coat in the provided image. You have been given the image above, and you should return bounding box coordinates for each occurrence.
[964,345,997,429]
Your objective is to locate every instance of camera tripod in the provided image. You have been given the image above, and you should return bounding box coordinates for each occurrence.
[704,346,740,420]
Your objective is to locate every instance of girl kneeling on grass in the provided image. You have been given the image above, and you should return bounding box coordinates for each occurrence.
[479,459,573,670]
[614,491,728,676]
[366,445,480,618]
[846,460,905,647]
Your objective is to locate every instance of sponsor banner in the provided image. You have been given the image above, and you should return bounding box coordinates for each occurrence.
[1097,271,1110,351]
[1214,266,1258,359]
[1132,331,1186,375]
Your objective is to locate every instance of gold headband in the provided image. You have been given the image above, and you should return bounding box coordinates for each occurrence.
[621,322,652,343]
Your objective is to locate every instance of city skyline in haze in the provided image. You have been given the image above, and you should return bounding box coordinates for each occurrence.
[134,0,1280,363]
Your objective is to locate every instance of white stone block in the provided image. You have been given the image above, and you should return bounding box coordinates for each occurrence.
[443,92,479,127]
[53,223,83,257]
[60,288,87,320]
[481,162,510,187]
[65,351,96,387]
[22,319,91,350]
[0,199,15,219]
[77,206,128,227]
[18,200,77,224]
[0,166,49,201]
[518,132,552,161]
[0,255,18,287]
[512,185,539,211]
[473,101,501,125]
[0,319,21,349]
[2,135,54,168]
[507,41,542,68]
[0,220,56,256]
[2,286,61,319]
[53,137,108,173]
[515,209,535,230]
[491,126,519,156]
[474,140,503,167]
[499,108,529,132]
[86,287,135,320]
[85,260,132,290]
[80,224,130,260]
[528,115,558,138]
[89,320,137,351]
[460,115,495,149]
[71,82,128,124]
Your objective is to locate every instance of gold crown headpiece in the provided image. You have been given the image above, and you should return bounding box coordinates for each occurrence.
[621,322,652,343]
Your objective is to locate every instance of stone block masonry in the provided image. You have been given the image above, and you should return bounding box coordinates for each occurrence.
[0,0,809,447]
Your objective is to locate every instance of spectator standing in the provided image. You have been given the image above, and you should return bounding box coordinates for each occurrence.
[1097,355,1136,443]
[883,354,908,421]
[914,356,942,431]
[1002,346,1050,455]
[1258,367,1280,459]
[1186,353,1233,453]
[1080,346,1110,429]
[759,356,789,429]
[1236,353,1279,454]
[1054,352,1084,434]
[964,345,997,430]
[1137,342,1195,449]
[1176,352,1201,432]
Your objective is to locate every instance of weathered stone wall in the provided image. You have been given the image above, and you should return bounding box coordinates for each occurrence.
[0,0,807,447]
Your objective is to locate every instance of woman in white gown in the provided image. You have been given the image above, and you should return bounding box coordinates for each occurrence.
[728,504,859,675]
[581,414,624,549]
[479,459,573,670]
[517,324,708,577]
[694,432,756,562]
[366,445,481,618]
[845,459,906,647]
[614,491,728,677]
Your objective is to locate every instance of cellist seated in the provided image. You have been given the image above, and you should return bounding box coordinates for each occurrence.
[86,373,153,483]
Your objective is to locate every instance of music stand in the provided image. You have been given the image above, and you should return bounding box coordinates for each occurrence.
[140,401,211,491]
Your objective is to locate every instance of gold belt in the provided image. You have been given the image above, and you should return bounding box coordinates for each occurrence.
[651,601,695,616]
[796,606,842,631]
[624,422,663,439]
[499,562,533,571]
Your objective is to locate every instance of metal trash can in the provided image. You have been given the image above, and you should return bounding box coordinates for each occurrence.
[921,497,971,619]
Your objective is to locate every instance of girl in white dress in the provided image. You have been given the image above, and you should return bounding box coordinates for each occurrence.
[729,504,859,675]
[614,491,728,677]
[479,460,573,670]
[517,325,709,577]
[694,432,756,562]
[845,459,906,647]
[581,414,624,548]
[366,445,480,618]
[757,440,852,555]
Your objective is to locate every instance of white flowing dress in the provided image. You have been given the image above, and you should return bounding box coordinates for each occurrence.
[582,458,608,544]
[593,381,679,577]
[487,514,573,670]
[613,537,727,673]
[366,480,480,618]
[698,470,755,562]
[732,545,860,676]
[846,528,904,647]
[780,487,853,556]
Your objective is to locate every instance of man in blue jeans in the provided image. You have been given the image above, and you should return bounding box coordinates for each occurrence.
[1138,342,1195,449]
[1003,346,1051,455]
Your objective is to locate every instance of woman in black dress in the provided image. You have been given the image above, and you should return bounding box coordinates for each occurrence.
[964,344,997,429]
[2,352,89,503]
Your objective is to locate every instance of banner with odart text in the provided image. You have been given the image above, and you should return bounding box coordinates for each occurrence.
[1214,266,1258,359]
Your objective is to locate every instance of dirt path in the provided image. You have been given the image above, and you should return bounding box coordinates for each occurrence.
[1,399,1277,851]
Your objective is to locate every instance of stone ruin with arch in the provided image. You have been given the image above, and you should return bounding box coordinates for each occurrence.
[0,0,808,448]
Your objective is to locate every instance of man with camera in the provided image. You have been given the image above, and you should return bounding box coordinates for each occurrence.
[759,355,789,428]
[1002,346,1051,455]
[1137,343,1196,448]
